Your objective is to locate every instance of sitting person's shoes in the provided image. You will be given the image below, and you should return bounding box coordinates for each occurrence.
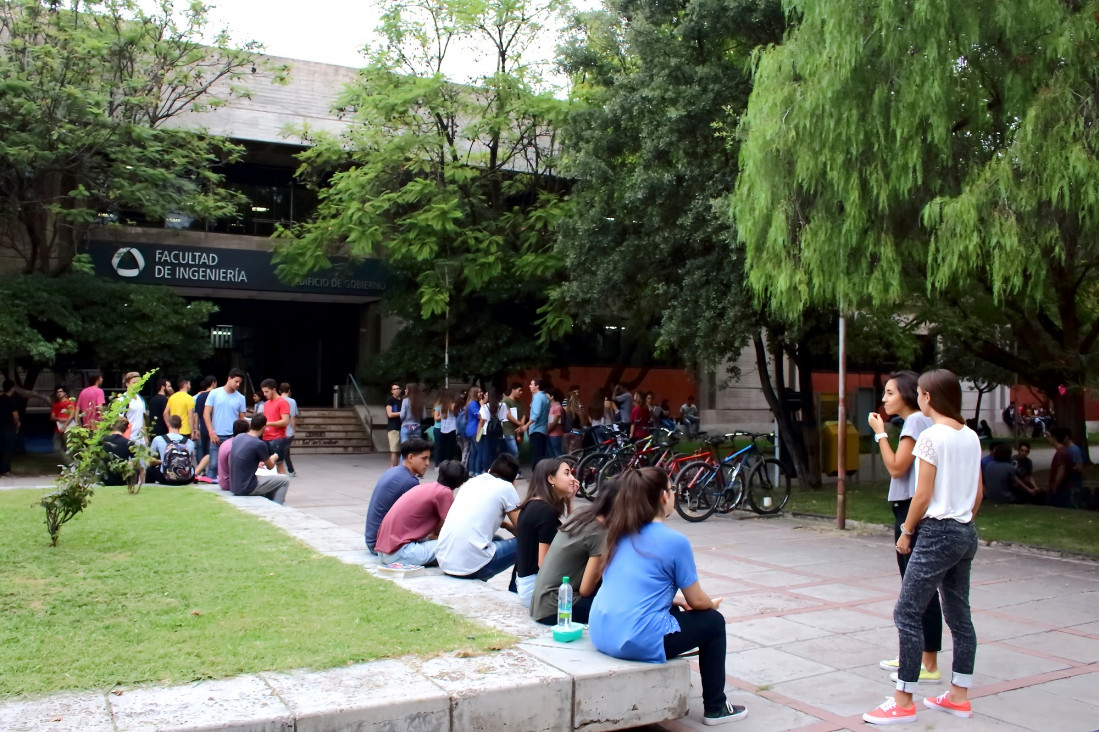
[863,697,917,725]
[924,693,973,718]
[702,702,748,725]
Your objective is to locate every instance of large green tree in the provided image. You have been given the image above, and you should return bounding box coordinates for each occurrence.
[275,0,570,385]
[734,0,1099,452]
[0,0,279,274]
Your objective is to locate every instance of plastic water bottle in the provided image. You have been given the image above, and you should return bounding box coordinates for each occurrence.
[557,576,572,628]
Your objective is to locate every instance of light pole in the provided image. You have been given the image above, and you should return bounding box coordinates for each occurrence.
[435,260,460,390]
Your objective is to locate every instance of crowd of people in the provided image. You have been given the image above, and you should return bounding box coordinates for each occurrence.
[40,369,297,503]
[360,369,996,725]
[382,379,702,478]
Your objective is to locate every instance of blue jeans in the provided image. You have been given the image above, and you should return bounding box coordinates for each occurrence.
[379,540,438,567]
[475,436,500,474]
[503,435,519,458]
[548,435,562,457]
[206,434,231,479]
[894,518,978,692]
[450,537,517,581]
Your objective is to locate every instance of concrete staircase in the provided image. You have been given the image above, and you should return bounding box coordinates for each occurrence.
[292,408,372,454]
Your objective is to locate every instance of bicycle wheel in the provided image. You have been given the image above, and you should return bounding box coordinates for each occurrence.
[575,452,611,500]
[595,456,629,497]
[674,461,720,522]
[746,458,791,515]
[715,463,745,513]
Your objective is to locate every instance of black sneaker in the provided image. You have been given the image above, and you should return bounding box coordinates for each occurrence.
[703,703,748,725]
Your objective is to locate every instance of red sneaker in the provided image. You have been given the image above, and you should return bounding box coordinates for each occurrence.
[923,693,973,718]
[863,697,917,725]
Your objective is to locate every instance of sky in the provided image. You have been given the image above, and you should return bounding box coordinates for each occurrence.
[202,0,586,88]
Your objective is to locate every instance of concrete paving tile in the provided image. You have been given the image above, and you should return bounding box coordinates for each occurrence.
[978,685,1099,731]
[970,556,1067,582]
[694,576,770,597]
[996,591,1099,627]
[802,558,898,580]
[785,608,894,634]
[726,647,836,686]
[789,582,888,603]
[854,599,898,618]
[1065,620,1099,636]
[723,632,761,653]
[716,591,822,618]
[974,643,1071,681]
[282,526,364,553]
[725,616,832,646]
[0,692,113,732]
[672,687,820,730]
[777,631,896,670]
[110,674,292,732]
[261,660,449,732]
[770,669,887,717]
[968,586,1032,611]
[733,570,819,589]
[972,613,1047,641]
[414,648,572,732]
[1000,630,1099,664]
[1030,671,1099,706]
[974,576,1097,604]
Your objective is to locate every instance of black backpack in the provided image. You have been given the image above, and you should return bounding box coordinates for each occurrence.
[485,407,504,439]
[161,437,195,484]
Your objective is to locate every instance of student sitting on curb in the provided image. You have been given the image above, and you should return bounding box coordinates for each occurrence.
[229,414,290,504]
[375,460,468,566]
[216,419,251,493]
[530,477,620,626]
[364,437,433,553]
[514,457,578,608]
[436,453,521,581]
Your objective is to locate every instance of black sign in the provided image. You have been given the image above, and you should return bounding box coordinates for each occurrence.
[86,240,391,297]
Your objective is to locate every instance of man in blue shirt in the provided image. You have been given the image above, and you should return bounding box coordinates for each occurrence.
[364,437,433,553]
[527,378,550,470]
[203,368,247,480]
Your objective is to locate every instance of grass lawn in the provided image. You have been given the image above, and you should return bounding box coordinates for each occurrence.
[787,479,1099,556]
[0,486,510,699]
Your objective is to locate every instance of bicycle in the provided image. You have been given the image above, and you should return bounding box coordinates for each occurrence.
[674,432,791,522]
[593,428,683,496]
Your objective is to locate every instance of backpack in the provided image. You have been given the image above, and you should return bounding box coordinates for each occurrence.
[456,403,468,434]
[161,437,195,484]
[485,406,504,439]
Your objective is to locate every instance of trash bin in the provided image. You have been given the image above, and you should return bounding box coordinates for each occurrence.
[821,420,859,476]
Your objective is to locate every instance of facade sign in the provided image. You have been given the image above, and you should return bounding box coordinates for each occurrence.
[88,240,390,297]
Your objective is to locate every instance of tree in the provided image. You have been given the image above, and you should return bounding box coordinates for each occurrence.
[275,0,570,384]
[733,0,1099,456]
[0,0,281,275]
[0,273,217,388]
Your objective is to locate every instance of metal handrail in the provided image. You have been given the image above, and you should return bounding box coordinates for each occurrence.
[345,373,375,428]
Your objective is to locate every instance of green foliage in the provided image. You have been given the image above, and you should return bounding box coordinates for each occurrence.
[275,0,569,381]
[549,0,785,369]
[0,0,285,274]
[5,486,510,696]
[41,370,152,546]
[0,273,217,378]
[733,0,1099,405]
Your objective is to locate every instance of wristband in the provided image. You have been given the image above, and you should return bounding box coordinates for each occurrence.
[899,524,914,536]
[874,432,888,442]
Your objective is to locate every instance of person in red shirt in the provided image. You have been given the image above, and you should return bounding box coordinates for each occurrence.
[50,386,77,457]
[375,460,469,566]
[76,372,106,429]
[259,378,291,475]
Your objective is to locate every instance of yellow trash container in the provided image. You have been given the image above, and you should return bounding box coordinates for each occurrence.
[821,421,860,476]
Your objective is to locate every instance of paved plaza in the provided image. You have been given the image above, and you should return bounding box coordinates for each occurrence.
[3,452,1098,731]
[283,453,1099,732]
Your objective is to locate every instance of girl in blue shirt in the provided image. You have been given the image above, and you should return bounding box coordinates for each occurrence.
[589,467,747,726]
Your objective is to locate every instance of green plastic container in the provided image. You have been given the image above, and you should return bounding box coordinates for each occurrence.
[552,623,584,643]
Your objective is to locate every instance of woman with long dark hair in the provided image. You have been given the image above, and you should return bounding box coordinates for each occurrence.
[399,383,426,443]
[514,456,578,607]
[529,477,621,625]
[867,371,941,682]
[589,467,747,725]
[433,390,458,466]
[863,369,983,725]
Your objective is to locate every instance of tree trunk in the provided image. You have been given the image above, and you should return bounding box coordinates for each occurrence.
[1052,388,1092,465]
[753,330,819,490]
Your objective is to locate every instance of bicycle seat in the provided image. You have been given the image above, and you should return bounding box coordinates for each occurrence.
[704,435,727,446]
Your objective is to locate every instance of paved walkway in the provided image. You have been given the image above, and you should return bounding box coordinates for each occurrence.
[4,451,1097,731]
[284,453,1099,732]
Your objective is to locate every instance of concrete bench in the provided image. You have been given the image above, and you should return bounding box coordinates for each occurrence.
[0,491,689,732]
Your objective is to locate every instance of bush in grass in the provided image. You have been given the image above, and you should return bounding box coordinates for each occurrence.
[40,370,154,546]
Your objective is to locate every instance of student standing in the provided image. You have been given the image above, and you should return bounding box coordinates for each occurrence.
[867,371,941,683]
[589,468,747,726]
[385,382,403,467]
[863,369,983,725]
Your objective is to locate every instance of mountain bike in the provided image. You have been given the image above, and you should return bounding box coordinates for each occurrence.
[674,432,791,521]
